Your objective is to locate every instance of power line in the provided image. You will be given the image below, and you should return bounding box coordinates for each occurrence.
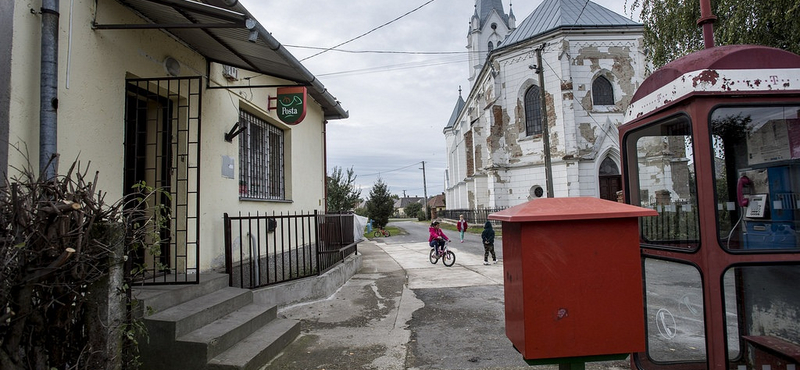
[285,45,468,55]
[358,161,423,177]
[316,57,465,78]
[300,0,438,61]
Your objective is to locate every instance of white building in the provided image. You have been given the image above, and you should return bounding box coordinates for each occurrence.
[2,0,347,275]
[444,0,647,209]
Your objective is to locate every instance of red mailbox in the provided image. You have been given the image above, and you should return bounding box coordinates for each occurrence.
[489,197,656,364]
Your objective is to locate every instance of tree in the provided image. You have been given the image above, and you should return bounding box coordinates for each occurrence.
[366,178,394,229]
[629,0,800,68]
[404,202,423,220]
[326,166,361,213]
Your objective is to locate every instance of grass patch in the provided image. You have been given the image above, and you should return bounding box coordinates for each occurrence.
[364,225,402,239]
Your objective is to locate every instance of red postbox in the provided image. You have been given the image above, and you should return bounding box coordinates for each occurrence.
[489,197,656,365]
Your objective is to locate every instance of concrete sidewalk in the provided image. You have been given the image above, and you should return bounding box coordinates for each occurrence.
[261,239,630,370]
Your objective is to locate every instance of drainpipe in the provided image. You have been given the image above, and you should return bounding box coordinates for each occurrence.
[40,0,59,180]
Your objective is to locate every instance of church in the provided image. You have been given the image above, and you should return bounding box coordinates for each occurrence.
[443,0,647,209]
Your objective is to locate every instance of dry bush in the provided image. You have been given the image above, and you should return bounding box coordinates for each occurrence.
[0,158,160,370]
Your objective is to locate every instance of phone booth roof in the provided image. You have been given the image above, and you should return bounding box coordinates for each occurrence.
[625,45,800,122]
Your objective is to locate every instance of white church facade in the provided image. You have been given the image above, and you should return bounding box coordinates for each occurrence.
[444,0,647,209]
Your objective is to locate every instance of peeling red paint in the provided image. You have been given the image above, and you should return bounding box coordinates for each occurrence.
[692,69,719,87]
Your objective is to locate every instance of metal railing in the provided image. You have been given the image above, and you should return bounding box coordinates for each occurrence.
[438,207,506,226]
[223,211,358,289]
[639,205,700,250]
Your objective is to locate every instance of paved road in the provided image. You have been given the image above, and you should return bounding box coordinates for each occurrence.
[262,220,630,370]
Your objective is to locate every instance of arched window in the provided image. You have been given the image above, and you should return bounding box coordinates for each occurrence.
[488,41,494,52]
[592,76,614,105]
[524,85,543,136]
[599,156,619,175]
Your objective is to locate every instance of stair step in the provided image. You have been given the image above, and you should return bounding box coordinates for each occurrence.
[206,318,300,370]
[147,287,253,337]
[132,273,230,317]
[177,303,277,361]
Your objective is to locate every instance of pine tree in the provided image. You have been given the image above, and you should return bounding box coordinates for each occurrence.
[366,178,394,229]
[326,166,361,213]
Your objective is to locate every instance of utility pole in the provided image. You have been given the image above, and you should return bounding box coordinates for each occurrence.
[421,161,429,220]
[535,44,554,198]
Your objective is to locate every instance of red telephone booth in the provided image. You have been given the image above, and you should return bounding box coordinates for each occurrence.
[620,45,800,369]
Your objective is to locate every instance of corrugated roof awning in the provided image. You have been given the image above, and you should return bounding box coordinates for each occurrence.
[95,0,348,120]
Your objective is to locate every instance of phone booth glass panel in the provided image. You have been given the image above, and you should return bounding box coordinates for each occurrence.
[712,105,800,251]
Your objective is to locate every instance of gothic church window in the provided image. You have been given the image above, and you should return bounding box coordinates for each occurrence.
[488,41,494,52]
[524,85,543,136]
[592,76,614,106]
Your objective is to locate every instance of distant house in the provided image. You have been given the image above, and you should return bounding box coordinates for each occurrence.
[394,196,426,217]
[428,193,446,219]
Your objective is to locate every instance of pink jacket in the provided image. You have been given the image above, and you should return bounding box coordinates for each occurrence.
[428,227,450,242]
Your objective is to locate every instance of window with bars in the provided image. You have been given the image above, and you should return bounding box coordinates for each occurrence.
[524,85,543,136]
[592,75,614,106]
[239,110,285,200]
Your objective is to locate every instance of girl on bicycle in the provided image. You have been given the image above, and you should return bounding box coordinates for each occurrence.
[428,221,450,254]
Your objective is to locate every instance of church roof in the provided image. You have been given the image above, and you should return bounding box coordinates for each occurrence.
[475,0,510,29]
[502,0,640,47]
[444,94,466,131]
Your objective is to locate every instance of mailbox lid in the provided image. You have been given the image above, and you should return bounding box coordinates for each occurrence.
[488,197,657,222]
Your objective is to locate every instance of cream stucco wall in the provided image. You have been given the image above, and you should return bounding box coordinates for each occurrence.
[9,0,329,273]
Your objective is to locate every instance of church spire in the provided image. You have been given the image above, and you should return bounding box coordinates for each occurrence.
[467,0,513,85]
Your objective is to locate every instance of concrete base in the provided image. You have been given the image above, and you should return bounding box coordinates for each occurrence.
[252,251,362,309]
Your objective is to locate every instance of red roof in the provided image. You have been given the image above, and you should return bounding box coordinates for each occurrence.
[488,197,657,222]
[632,45,800,103]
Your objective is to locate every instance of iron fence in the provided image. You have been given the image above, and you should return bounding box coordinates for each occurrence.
[438,207,506,227]
[223,211,358,289]
[639,205,700,250]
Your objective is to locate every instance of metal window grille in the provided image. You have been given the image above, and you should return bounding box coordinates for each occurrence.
[239,110,285,200]
[592,76,614,105]
[524,85,543,136]
[124,76,201,285]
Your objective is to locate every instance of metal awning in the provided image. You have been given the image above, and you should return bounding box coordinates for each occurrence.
[95,0,348,120]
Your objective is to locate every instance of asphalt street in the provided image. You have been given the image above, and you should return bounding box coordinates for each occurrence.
[261,220,631,370]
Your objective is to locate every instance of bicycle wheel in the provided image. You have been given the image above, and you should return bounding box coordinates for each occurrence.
[429,249,439,264]
[373,231,381,237]
[443,251,456,267]
[384,231,391,237]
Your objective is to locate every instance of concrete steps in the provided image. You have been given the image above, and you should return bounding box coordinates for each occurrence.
[134,273,299,370]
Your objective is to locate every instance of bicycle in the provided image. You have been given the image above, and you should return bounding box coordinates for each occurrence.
[373,228,390,237]
[429,241,456,267]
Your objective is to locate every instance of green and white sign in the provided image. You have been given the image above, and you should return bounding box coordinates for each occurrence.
[276,87,307,125]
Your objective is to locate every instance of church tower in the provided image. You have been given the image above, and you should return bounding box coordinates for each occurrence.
[467,0,516,85]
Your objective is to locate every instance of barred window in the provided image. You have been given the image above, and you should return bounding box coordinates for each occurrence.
[524,85,543,136]
[592,75,614,106]
[239,110,285,200]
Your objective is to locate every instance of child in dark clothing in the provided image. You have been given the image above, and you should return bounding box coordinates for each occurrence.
[481,221,497,265]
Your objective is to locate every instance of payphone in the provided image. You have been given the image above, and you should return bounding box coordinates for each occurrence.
[739,166,798,250]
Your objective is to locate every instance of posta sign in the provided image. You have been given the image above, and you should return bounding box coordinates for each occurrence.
[276,86,307,125]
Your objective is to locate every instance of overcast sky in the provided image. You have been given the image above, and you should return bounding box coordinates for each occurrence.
[240,0,635,200]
